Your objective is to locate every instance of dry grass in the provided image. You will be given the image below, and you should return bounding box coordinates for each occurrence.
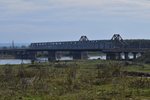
[0,60,149,100]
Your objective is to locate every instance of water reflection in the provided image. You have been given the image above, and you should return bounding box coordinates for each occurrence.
[0,59,31,65]
[0,54,135,65]
[0,56,105,65]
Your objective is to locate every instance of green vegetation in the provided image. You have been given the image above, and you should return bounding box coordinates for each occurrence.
[0,60,150,100]
[137,51,150,64]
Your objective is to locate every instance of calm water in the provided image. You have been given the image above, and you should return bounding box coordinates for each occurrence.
[0,54,140,65]
[0,59,31,65]
[0,56,105,65]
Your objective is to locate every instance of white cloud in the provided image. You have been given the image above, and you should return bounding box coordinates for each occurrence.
[1,0,150,42]
[0,0,50,15]
[1,0,150,13]
[1,0,150,20]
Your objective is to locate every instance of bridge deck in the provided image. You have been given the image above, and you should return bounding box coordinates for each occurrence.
[28,39,150,51]
[1,37,150,52]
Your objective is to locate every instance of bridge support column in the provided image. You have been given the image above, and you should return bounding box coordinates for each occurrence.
[106,53,116,60]
[29,52,36,59]
[133,52,137,60]
[71,51,88,60]
[15,51,36,64]
[48,51,56,61]
[81,52,88,59]
[72,51,81,60]
[106,53,110,60]
[124,52,129,60]
[117,52,122,60]
[29,52,36,64]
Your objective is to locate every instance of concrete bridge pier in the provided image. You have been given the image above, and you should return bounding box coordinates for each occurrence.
[28,51,37,64]
[116,52,122,60]
[15,51,25,59]
[106,53,116,60]
[14,51,36,64]
[48,51,56,61]
[132,52,138,60]
[71,51,81,59]
[124,52,129,60]
[71,51,88,60]
[81,52,88,59]
[28,51,36,59]
[106,52,122,60]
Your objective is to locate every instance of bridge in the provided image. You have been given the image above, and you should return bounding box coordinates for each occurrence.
[0,34,150,62]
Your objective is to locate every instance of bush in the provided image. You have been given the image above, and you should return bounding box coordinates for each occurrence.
[136,51,150,64]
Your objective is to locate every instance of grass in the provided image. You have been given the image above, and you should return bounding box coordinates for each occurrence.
[122,64,150,73]
[0,60,149,100]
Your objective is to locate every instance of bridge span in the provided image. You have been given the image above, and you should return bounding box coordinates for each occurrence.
[0,34,150,62]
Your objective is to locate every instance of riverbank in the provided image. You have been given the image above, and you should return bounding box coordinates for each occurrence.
[0,60,150,100]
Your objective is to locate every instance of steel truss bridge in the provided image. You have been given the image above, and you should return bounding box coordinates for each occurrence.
[0,34,150,61]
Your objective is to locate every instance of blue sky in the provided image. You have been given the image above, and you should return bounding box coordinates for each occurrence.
[0,0,150,43]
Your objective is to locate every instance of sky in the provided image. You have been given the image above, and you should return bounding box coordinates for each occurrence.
[0,0,150,43]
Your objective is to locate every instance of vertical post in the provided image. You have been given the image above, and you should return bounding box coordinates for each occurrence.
[48,51,56,61]
[81,51,88,59]
[28,51,36,64]
[106,53,116,60]
[29,51,36,59]
[106,53,110,60]
[133,52,137,60]
[124,52,129,60]
[117,52,122,60]
[71,51,82,60]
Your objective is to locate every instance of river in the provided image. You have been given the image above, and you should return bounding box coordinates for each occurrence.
[0,54,139,65]
[0,59,31,65]
[0,56,106,65]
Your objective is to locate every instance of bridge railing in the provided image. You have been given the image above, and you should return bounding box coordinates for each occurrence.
[29,40,118,50]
